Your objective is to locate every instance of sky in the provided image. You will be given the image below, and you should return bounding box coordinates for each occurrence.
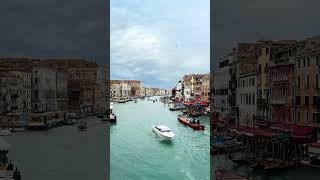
[111,0,210,89]
[213,0,320,70]
[0,0,108,64]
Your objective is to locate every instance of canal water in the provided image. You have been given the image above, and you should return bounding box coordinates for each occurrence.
[111,97,210,180]
[212,155,320,180]
[3,117,108,180]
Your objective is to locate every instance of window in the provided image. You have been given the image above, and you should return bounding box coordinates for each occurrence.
[317,56,319,66]
[307,57,310,67]
[313,96,317,106]
[34,77,38,84]
[252,78,255,86]
[253,93,255,105]
[296,96,301,105]
[298,59,301,68]
[306,112,309,123]
[259,64,262,73]
[266,48,269,55]
[298,76,300,88]
[303,58,306,67]
[246,94,248,104]
[305,96,309,105]
[34,90,38,99]
[307,75,310,88]
[297,112,300,122]
[317,74,319,89]
[249,93,251,105]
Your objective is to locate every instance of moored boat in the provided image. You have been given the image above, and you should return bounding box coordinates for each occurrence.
[188,111,202,117]
[177,115,205,131]
[0,138,22,179]
[152,125,174,140]
[181,109,189,114]
[0,128,11,136]
[63,115,77,125]
[214,168,248,180]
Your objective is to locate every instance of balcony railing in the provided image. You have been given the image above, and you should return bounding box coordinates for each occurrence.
[269,98,288,104]
[257,98,268,105]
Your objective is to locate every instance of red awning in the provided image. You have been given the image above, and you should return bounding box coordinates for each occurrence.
[292,126,315,136]
[194,101,209,106]
[270,122,315,137]
[229,126,275,137]
[309,143,320,149]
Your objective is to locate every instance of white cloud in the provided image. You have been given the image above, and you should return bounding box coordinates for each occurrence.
[111,0,210,88]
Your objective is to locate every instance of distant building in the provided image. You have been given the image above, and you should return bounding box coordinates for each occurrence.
[201,73,210,102]
[183,75,192,102]
[32,67,57,112]
[175,80,183,99]
[56,70,69,111]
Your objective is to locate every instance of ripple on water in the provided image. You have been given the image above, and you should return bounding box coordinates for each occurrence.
[111,99,210,180]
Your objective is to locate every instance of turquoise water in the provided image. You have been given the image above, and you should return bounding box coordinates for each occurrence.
[111,97,210,180]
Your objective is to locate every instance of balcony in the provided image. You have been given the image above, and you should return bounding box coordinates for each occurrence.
[269,98,288,105]
[257,98,268,106]
[255,115,270,122]
[273,57,294,65]
[273,75,289,82]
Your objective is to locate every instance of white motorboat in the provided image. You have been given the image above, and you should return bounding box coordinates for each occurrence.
[152,125,174,140]
[77,120,87,130]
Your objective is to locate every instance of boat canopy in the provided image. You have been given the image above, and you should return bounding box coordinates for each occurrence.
[156,125,171,131]
[110,105,114,110]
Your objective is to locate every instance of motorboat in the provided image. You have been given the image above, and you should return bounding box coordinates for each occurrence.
[169,103,184,111]
[118,98,126,103]
[152,125,174,140]
[188,111,202,117]
[177,115,205,131]
[77,120,87,130]
[134,100,137,103]
[63,117,77,126]
[109,113,117,123]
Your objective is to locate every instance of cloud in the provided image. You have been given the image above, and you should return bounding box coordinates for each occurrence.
[212,0,320,69]
[0,0,108,64]
[111,0,210,89]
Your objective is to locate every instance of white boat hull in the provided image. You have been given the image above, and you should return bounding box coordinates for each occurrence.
[152,126,174,140]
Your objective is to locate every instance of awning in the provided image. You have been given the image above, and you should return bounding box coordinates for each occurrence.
[229,125,275,137]
[293,126,315,136]
[270,122,315,136]
[309,143,320,149]
[195,101,209,106]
